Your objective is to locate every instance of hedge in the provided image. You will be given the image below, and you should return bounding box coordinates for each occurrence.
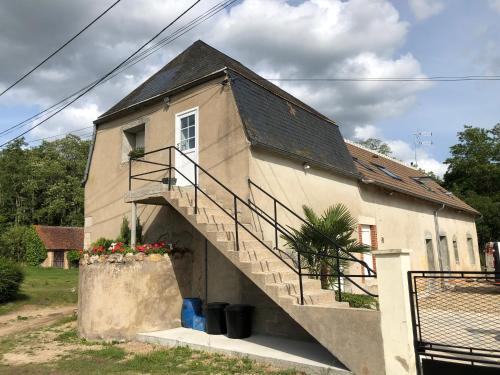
[0,258,24,303]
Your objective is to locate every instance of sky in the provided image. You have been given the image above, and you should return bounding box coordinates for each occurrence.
[0,0,498,176]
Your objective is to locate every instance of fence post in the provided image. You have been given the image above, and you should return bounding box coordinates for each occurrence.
[372,249,417,375]
[130,202,137,248]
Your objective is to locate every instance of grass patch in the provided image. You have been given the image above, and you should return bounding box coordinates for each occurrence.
[0,266,78,315]
[336,291,378,309]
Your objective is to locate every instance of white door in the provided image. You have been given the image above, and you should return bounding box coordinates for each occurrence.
[361,225,372,275]
[175,108,198,187]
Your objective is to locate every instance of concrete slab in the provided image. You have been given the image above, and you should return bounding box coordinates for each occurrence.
[137,327,351,374]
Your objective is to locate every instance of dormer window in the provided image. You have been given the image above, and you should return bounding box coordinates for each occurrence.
[353,157,375,171]
[373,164,402,180]
[412,177,434,192]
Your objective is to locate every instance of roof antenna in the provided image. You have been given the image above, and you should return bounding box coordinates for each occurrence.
[413,131,433,167]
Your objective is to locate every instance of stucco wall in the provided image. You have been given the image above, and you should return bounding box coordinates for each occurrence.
[78,253,192,340]
[84,78,250,248]
[79,205,314,342]
[248,148,480,278]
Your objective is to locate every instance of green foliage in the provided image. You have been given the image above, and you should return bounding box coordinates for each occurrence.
[282,204,368,289]
[67,250,81,268]
[0,135,90,231]
[116,216,131,244]
[0,258,24,303]
[443,124,500,246]
[128,147,145,159]
[358,138,392,156]
[0,225,46,265]
[336,291,378,309]
[23,226,47,266]
[116,216,143,245]
[0,226,27,262]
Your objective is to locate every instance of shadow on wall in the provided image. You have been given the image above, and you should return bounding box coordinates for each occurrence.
[141,204,317,342]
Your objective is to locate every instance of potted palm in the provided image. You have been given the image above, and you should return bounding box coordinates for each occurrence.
[282,204,368,290]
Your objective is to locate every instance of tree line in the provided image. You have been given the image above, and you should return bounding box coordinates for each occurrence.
[0,135,90,230]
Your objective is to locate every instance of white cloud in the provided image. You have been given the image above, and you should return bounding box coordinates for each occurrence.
[353,124,380,139]
[409,0,445,20]
[0,0,432,144]
[386,139,446,176]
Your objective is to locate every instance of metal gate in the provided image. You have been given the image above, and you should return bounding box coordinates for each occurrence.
[408,271,500,374]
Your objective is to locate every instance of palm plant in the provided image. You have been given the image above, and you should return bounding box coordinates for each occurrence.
[282,204,368,289]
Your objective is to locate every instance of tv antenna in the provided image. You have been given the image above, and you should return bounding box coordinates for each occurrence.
[413,131,433,167]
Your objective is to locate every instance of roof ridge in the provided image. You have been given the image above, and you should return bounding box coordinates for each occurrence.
[345,138,421,172]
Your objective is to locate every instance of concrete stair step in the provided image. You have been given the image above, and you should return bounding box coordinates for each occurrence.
[290,290,337,306]
[251,258,295,273]
[268,278,322,296]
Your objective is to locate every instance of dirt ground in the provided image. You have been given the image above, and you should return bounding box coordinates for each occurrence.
[0,305,77,337]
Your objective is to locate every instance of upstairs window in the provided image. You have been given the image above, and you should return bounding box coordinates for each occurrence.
[122,123,145,162]
[373,164,402,180]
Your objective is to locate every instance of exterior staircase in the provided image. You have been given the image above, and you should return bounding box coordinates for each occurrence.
[126,183,385,375]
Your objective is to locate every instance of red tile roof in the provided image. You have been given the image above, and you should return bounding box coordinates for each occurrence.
[346,142,479,215]
[34,225,84,250]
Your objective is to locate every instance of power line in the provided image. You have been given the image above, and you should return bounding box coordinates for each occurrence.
[0,0,203,148]
[0,0,236,141]
[27,127,93,144]
[265,76,500,82]
[0,0,124,98]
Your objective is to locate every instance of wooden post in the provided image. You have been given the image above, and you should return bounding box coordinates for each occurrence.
[131,203,137,247]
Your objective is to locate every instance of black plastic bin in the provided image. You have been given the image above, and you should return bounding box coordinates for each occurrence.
[204,302,229,334]
[225,304,254,339]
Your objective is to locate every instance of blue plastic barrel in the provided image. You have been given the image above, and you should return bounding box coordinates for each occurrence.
[181,298,202,329]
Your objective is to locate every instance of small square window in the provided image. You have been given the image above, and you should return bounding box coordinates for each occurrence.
[122,123,145,162]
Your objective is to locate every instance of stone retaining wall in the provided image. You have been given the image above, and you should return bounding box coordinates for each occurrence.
[78,252,192,340]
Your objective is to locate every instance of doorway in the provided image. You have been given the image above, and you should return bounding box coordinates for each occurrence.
[175,108,198,187]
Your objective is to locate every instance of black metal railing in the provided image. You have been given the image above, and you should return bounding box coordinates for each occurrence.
[129,145,377,303]
[248,179,377,299]
[408,271,500,372]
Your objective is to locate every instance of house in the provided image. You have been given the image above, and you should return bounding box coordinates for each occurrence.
[81,40,480,374]
[37,225,83,269]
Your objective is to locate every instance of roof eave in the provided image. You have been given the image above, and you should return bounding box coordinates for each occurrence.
[94,68,228,125]
[363,178,479,216]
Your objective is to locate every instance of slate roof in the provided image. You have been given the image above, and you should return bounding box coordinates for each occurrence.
[346,142,478,215]
[34,225,84,250]
[99,40,329,122]
[230,71,358,176]
[96,40,358,178]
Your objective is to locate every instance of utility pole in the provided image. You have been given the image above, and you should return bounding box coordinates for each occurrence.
[413,131,433,167]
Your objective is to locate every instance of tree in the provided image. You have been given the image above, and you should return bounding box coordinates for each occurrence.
[443,124,500,246]
[282,204,368,289]
[0,135,90,232]
[358,138,392,156]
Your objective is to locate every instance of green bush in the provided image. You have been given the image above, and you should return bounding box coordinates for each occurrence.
[0,226,47,266]
[115,216,142,245]
[67,250,81,268]
[23,226,47,266]
[0,226,27,262]
[336,291,378,309]
[0,258,25,303]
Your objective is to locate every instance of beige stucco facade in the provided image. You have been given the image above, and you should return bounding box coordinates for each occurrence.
[85,74,479,284]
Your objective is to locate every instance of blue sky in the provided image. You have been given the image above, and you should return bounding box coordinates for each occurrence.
[379,0,499,163]
[0,0,498,174]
